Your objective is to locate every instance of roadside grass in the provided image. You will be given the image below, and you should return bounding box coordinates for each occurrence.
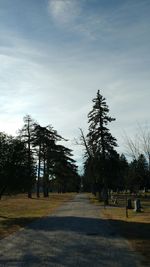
[89,193,150,265]
[0,193,75,239]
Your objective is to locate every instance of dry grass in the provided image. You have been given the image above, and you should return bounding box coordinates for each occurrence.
[89,193,150,265]
[0,193,75,239]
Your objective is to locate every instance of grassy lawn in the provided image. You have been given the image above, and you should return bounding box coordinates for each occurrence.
[90,193,150,265]
[0,193,75,239]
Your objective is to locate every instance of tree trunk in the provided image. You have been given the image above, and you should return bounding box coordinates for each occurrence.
[37,144,41,198]
[0,185,7,200]
[43,153,48,197]
[27,120,32,198]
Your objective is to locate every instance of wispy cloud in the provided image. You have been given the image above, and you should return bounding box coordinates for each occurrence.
[0,0,149,165]
[48,0,81,24]
[48,0,150,42]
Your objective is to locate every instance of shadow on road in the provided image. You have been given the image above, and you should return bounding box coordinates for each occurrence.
[26,216,149,239]
[1,216,149,266]
[1,215,150,240]
[0,217,142,267]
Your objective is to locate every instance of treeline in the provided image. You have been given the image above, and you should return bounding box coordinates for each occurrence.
[0,115,80,199]
[83,151,150,194]
[81,90,150,202]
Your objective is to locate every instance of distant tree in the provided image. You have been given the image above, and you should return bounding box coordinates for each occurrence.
[104,150,120,191]
[126,154,149,192]
[79,128,94,192]
[124,125,150,191]
[137,154,149,190]
[138,126,150,190]
[118,154,129,191]
[53,145,79,193]
[124,133,140,160]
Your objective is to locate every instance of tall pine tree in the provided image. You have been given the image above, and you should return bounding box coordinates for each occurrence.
[87,90,117,202]
[19,115,36,198]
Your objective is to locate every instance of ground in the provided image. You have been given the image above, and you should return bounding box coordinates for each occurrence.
[90,192,150,266]
[0,193,145,267]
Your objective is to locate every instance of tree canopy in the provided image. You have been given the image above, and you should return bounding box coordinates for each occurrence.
[0,115,80,199]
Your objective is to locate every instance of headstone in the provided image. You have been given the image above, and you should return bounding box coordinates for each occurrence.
[102,188,109,205]
[134,199,141,212]
[111,195,118,205]
[127,198,132,209]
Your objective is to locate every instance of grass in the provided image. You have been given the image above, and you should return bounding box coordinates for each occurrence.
[0,193,75,239]
[89,193,150,265]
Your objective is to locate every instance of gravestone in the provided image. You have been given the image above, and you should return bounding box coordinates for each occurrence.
[134,199,141,212]
[127,198,132,209]
[101,188,109,205]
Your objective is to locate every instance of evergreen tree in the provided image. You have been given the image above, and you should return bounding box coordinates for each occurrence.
[127,154,149,192]
[0,114,79,198]
[105,150,120,191]
[53,145,79,192]
[86,90,117,202]
[87,90,117,157]
[19,115,36,198]
[0,132,10,198]
[33,124,65,197]
[118,154,129,191]
[0,133,35,198]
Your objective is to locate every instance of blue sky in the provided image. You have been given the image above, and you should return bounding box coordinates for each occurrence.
[0,0,150,171]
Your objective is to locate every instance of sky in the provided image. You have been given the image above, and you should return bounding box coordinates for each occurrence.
[0,0,150,172]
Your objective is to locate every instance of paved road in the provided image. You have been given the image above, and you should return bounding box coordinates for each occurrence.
[0,194,143,267]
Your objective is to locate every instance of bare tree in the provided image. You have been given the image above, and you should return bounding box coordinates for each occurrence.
[124,124,150,192]
[138,124,150,171]
[123,131,141,160]
[79,128,92,158]
[124,124,150,168]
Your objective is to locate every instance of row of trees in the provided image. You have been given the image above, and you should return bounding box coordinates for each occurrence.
[0,115,80,199]
[81,90,150,202]
[1,92,149,200]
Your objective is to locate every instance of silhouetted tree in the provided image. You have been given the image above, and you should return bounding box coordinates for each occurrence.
[19,115,36,198]
[53,145,79,193]
[118,154,129,191]
[0,133,35,199]
[0,113,80,198]
[33,124,66,197]
[85,90,117,203]
[126,154,149,192]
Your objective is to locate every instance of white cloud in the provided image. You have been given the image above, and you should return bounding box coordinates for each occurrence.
[0,115,23,136]
[0,0,149,168]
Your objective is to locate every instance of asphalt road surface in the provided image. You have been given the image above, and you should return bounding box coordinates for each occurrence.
[0,194,143,267]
